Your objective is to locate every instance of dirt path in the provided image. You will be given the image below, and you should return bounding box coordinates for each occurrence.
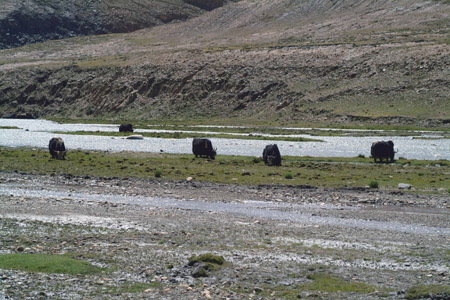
[1,172,449,299]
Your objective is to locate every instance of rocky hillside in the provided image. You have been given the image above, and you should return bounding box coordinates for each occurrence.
[0,0,230,49]
[0,0,449,127]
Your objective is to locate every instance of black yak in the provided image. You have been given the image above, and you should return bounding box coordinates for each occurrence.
[49,137,66,160]
[371,140,395,163]
[119,124,133,132]
[192,138,217,159]
[263,144,281,166]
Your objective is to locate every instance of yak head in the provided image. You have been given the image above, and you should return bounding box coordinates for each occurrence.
[57,151,67,160]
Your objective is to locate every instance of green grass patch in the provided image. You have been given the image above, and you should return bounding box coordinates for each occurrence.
[0,253,103,275]
[255,273,377,299]
[405,284,450,300]
[412,136,450,140]
[0,147,448,192]
[303,273,376,293]
[51,130,322,142]
[0,126,20,129]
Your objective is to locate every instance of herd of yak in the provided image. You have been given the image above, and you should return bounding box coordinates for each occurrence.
[48,124,396,165]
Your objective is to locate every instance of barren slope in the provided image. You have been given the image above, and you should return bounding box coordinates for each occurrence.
[0,0,230,49]
[0,0,449,127]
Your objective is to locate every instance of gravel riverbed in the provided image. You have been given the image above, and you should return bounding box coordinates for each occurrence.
[0,172,449,299]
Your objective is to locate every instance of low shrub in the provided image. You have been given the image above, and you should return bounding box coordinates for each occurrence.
[285,173,293,179]
[188,253,226,278]
[154,170,162,177]
[188,253,225,266]
[369,181,379,188]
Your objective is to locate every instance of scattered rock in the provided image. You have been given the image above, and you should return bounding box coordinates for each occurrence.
[398,183,412,189]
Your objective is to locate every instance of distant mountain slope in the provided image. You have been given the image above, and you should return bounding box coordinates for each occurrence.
[0,0,230,49]
[0,0,449,128]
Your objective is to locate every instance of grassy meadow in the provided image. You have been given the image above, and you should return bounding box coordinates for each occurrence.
[1,147,448,193]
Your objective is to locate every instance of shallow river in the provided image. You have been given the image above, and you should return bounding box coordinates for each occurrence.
[0,119,449,160]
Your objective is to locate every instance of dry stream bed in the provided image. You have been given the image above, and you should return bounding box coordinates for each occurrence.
[0,149,449,299]
[1,174,449,299]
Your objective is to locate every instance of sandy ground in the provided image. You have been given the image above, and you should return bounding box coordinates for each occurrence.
[0,172,449,299]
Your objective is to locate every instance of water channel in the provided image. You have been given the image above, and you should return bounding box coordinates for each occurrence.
[0,119,448,160]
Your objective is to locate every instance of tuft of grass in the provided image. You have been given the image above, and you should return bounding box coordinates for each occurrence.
[0,253,103,275]
[188,253,225,266]
[285,173,293,179]
[303,273,376,293]
[188,253,226,277]
[369,181,379,189]
[154,169,162,178]
[405,284,450,300]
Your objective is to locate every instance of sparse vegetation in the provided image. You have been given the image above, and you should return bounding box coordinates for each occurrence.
[303,273,376,293]
[405,284,450,300]
[104,281,161,295]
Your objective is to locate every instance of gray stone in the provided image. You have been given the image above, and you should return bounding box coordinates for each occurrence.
[398,183,412,189]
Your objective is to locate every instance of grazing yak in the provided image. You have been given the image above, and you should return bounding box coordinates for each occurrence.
[371,140,395,163]
[119,124,133,132]
[263,144,282,166]
[49,137,66,160]
[192,138,217,159]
